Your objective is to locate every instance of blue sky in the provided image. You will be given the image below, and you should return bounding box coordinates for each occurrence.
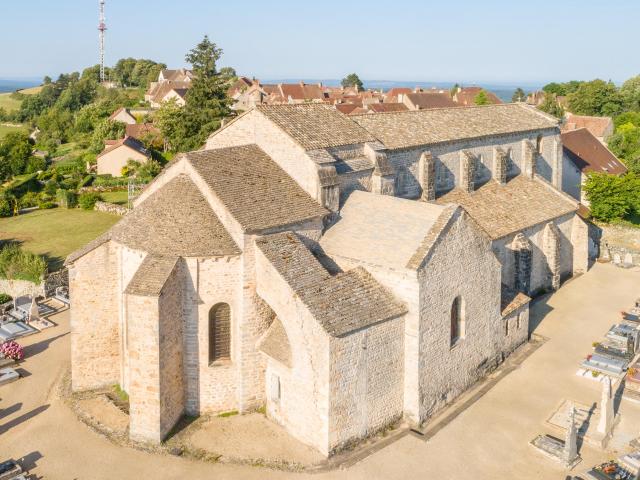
[0,0,637,85]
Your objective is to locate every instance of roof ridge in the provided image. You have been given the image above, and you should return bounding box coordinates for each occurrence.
[349,102,517,117]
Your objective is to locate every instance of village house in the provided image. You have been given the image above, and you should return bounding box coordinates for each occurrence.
[400,91,459,110]
[563,113,614,144]
[452,86,502,106]
[96,136,150,177]
[109,107,137,125]
[561,127,627,205]
[68,102,589,457]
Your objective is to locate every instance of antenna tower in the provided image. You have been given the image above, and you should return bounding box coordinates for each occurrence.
[98,0,107,83]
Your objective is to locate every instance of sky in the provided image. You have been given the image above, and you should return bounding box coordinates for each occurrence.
[0,0,638,85]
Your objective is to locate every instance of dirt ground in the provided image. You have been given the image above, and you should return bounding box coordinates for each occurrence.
[184,413,325,466]
[0,263,639,479]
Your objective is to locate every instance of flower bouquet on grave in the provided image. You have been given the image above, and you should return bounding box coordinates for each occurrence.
[0,340,24,361]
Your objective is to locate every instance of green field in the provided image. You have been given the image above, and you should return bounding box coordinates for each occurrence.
[0,123,28,140]
[0,93,22,112]
[17,86,42,95]
[0,208,120,270]
[101,190,129,205]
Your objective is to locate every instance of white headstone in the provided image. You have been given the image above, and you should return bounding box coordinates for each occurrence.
[564,404,578,464]
[613,253,621,265]
[597,376,615,435]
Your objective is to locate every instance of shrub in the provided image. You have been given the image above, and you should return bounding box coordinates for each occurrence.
[79,174,95,188]
[0,340,24,361]
[0,293,11,304]
[78,192,103,210]
[93,175,129,188]
[0,200,11,218]
[0,243,47,283]
[19,191,40,208]
[584,173,640,222]
[37,201,56,210]
[25,156,47,174]
[56,189,78,209]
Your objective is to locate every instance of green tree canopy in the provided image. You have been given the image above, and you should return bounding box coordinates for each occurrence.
[341,73,364,91]
[512,88,526,102]
[566,79,623,116]
[584,172,640,222]
[473,90,490,105]
[0,132,33,180]
[620,75,640,112]
[538,93,564,119]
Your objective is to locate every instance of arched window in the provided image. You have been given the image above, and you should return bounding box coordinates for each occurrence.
[450,296,465,346]
[209,303,231,364]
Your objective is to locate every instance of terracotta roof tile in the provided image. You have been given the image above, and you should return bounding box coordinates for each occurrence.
[256,104,376,150]
[367,103,409,113]
[256,232,406,337]
[352,104,558,150]
[563,114,613,139]
[435,176,576,239]
[561,128,627,175]
[404,92,458,109]
[97,136,149,159]
[185,144,328,232]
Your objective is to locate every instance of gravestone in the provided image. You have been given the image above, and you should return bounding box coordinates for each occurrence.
[0,367,19,386]
[564,404,579,466]
[613,253,621,265]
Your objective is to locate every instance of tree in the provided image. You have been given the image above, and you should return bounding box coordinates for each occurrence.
[620,75,640,112]
[219,67,237,82]
[178,36,232,150]
[89,120,126,154]
[154,98,188,152]
[566,79,623,116]
[341,73,364,91]
[43,76,52,85]
[538,93,564,118]
[0,132,33,179]
[512,88,526,103]
[450,83,460,97]
[583,172,640,222]
[474,90,490,105]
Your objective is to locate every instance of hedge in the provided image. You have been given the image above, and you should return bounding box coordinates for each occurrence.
[0,243,47,284]
[78,192,103,210]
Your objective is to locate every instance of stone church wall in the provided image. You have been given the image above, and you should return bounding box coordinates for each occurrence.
[416,210,502,424]
[70,241,121,391]
[501,305,529,358]
[328,317,405,454]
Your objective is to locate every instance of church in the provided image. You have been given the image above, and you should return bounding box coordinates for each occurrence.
[67,103,589,456]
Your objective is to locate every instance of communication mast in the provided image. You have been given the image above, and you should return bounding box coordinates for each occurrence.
[98,0,107,83]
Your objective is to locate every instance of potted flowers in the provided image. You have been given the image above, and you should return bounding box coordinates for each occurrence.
[0,340,24,363]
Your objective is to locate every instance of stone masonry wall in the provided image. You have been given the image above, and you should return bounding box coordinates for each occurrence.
[328,317,405,454]
[70,241,121,391]
[417,210,502,424]
[501,305,529,357]
[127,294,162,442]
[255,246,330,454]
[158,261,186,437]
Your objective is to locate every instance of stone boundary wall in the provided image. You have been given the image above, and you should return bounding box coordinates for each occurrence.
[94,201,129,216]
[598,224,640,266]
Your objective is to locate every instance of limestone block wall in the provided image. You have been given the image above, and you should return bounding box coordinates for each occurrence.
[158,261,186,437]
[127,294,162,442]
[384,129,560,199]
[205,110,322,202]
[328,318,405,454]
[501,305,529,357]
[337,169,373,205]
[255,246,330,454]
[70,241,121,391]
[182,255,241,415]
[417,210,502,424]
[493,212,578,294]
[562,153,583,202]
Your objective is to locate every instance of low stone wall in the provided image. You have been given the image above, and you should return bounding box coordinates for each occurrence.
[598,224,640,267]
[0,278,45,298]
[94,201,128,216]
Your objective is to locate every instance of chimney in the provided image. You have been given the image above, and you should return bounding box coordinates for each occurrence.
[460,151,477,193]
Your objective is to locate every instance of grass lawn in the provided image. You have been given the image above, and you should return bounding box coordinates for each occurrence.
[101,190,129,205]
[0,208,120,271]
[0,93,22,112]
[0,123,28,140]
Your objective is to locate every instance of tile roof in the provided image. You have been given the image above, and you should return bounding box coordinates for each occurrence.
[561,128,627,175]
[335,103,361,115]
[185,144,328,232]
[124,255,178,297]
[65,231,112,265]
[367,103,409,113]
[111,175,240,257]
[151,81,191,104]
[320,190,450,270]
[125,123,161,141]
[278,82,325,101]
[108,107,134,121]
[256,232,406,337]
[435,176,577,239]
[257,318,292,367]
[352,104,558,150]
[256,104,377,150]
[97,136,149,159]
[454,87,502,106]
[563,114,613,139]
[404,92,458,109]
[500,284,531,316]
